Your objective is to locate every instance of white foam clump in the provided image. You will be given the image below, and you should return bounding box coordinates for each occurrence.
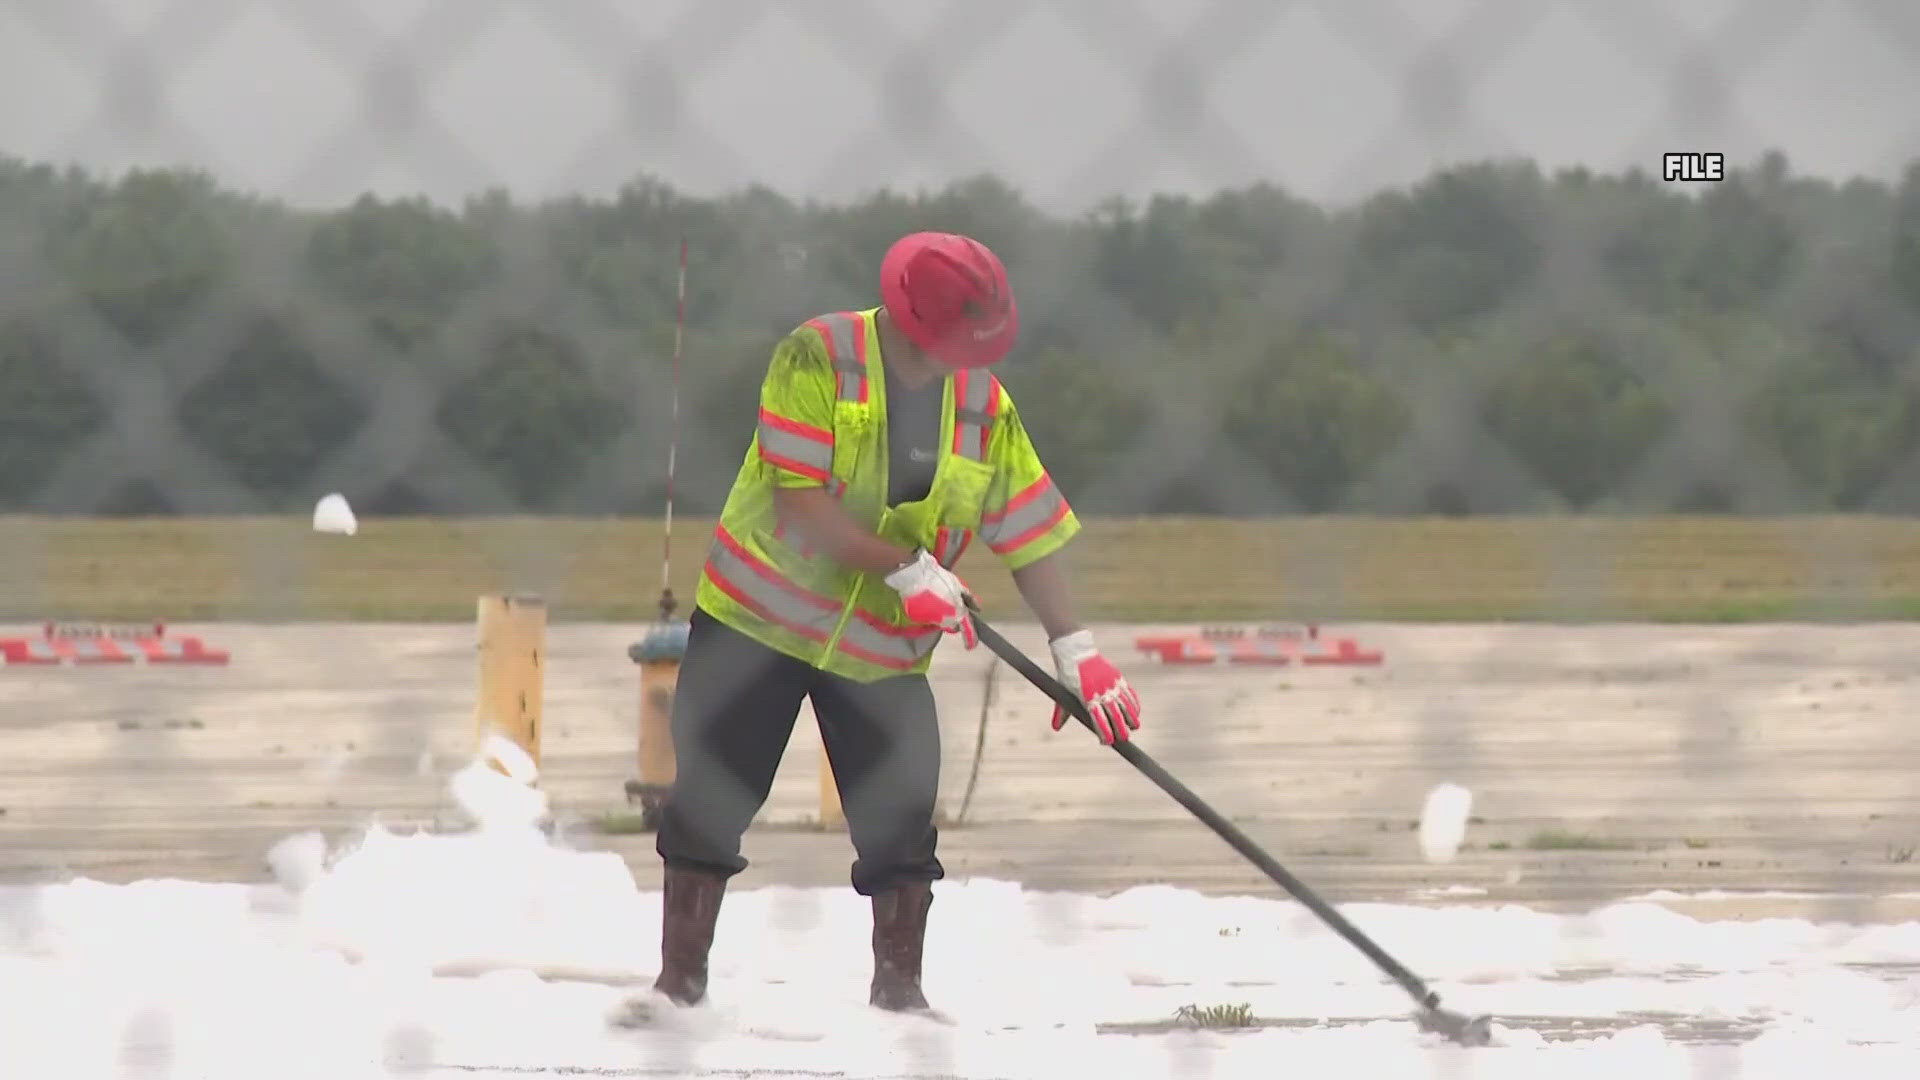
[1418,782,1474,863]
[311,492,357,535]
[477,730,539,787]
[450,733,546,832]
[291,748,639,980]
[265,830,330,893]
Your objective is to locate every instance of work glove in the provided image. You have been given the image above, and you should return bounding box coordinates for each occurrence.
[883,548,978,649]
[1048,630,1142,745]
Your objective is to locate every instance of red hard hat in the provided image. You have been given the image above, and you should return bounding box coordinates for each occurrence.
[879,232,1019,369]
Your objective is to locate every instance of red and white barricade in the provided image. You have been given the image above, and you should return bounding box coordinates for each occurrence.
[1,621,230,666]
[1134,623,1382,666]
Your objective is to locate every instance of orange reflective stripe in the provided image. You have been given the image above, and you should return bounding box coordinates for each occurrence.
[981,473,1070,555]
[704,524,940,671]
[839,611,942,670]
[950,371,998,462]
[703,527,842,642]
[931,526,972,568]
[757,406,833,481]
[806,312,869,404]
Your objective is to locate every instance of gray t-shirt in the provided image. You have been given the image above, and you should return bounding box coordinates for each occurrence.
[884,365,944,507]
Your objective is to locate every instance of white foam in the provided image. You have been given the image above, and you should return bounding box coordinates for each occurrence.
[311,492,357,535]
[264,831,329,894]
[448,757,548,833]
[1418,782,1474,863]
[1,764,1915,1078]
[476,732,539,788]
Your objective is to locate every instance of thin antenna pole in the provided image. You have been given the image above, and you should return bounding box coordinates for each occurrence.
[658,236,686,621]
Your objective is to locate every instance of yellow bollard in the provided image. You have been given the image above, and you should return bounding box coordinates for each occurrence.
[818,736,845,830]
[475,594,545,775]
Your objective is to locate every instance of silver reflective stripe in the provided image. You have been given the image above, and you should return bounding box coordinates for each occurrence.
[706,536,841,640]
[808,313,868,403]
[757,417,832,477]
[952,371,995,461]
[814,311,859,359]
[834,360,866,402]
[932,527,972,567]
[837,616,941,668]
[980,476,1068,552]
[710,521,947,672]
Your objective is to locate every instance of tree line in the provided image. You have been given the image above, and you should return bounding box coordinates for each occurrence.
[4,150,1920,516]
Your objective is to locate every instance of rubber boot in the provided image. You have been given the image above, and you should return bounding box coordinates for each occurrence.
[868,880,934,1011]
[652,863,726,1006]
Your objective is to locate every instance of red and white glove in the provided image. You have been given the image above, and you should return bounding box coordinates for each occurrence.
[883,549,978,649]
[1047,630,1142,744]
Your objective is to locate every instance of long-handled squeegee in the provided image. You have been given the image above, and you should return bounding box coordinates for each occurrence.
[965,609,1494,1047]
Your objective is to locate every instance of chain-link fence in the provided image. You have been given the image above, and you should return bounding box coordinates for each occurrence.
[6,0,1920,1076]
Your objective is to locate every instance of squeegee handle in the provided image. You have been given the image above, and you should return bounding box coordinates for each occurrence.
[965,612,1443,1012]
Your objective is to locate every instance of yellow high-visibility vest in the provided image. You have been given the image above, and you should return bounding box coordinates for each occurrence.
[694,307,1079,681]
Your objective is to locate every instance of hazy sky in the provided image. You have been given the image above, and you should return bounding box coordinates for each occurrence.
[4,0,1918,212]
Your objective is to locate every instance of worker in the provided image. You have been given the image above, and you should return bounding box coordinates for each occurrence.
[649,231,1144,1015]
